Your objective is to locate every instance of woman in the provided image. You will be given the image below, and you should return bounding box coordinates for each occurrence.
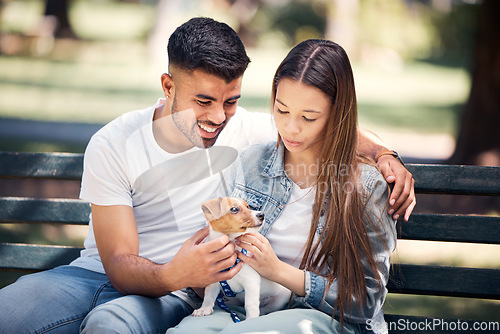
[169,39,397,334]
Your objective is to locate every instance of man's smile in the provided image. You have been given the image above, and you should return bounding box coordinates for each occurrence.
[198,123,219,133]
[197,121,225,140]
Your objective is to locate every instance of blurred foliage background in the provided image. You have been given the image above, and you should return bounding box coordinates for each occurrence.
[0,0,479,158]
[0,0,498,322]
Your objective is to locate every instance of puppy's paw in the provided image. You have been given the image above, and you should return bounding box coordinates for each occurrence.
[245,309,259,319]
[192,307,213,317]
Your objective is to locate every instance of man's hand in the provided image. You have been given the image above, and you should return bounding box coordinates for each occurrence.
[377,155,416,221]
[92,205,241,297]
[165,227,242,291]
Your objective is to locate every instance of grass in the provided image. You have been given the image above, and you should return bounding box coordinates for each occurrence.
[355,61,469,136]
[0,44,469,131]
[0,42,161,123]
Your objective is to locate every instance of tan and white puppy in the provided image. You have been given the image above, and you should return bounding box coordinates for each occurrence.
[192,197,290,320]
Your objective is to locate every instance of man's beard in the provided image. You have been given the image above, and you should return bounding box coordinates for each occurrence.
[170,97,223,148]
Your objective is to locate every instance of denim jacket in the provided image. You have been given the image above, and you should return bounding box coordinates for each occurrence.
[220,141,397,332]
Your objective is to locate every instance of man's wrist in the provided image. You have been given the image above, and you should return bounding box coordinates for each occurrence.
[375,150,405,166]
[159,262,183,294]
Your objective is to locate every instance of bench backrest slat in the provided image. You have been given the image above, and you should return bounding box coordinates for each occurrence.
[0,243,82,272]
[0,198,90,225]
[3,198,499,244]
[388,264,500,299]
[398,213,500,244]
[1,153,498,194]
[407,164,500,195]
[0,152,83,180]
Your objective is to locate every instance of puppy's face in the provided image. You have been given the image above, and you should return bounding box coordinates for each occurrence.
[201,197,264,234]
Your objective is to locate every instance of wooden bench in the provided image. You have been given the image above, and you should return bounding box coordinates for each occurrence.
[0,151,499,333]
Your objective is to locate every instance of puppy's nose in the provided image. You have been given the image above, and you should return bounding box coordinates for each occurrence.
[256,212,264,221]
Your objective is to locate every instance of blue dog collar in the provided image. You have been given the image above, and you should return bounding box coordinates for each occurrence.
[216,248,249,323]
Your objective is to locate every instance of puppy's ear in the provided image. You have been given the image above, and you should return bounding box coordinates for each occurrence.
[201,197,223,221]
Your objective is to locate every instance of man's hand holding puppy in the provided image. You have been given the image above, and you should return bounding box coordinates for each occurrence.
[93,204,242,298]
[166,226,243,291]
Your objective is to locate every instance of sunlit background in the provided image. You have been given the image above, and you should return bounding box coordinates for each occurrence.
[0,0,498,322]
[1,0,477,158]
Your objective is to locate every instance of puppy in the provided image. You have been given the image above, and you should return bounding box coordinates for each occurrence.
[192,197,290,320]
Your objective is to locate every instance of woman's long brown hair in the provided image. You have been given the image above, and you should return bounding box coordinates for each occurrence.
[272,39,382,324]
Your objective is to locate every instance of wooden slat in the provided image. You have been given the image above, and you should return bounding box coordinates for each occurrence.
[397,213,500,244]
[388,264,500,299]
[407,164,500,195]
[0,197,90,225]
[0,243,82,272]
[0,151,83,180]
[0,154,498,195]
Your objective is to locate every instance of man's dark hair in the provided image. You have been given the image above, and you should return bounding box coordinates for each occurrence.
[167,17,250,82]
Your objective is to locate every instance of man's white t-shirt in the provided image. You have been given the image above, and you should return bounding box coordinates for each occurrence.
[71,99,276,274]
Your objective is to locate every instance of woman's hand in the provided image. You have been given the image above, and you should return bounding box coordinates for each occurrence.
[236,232,306,296]
[236,232,281,280]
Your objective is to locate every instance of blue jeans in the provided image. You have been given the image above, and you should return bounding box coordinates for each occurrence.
[167,306,363,334]
[0,265,193,333]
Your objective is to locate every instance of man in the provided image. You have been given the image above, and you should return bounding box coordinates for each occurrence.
[0,17,415,333]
